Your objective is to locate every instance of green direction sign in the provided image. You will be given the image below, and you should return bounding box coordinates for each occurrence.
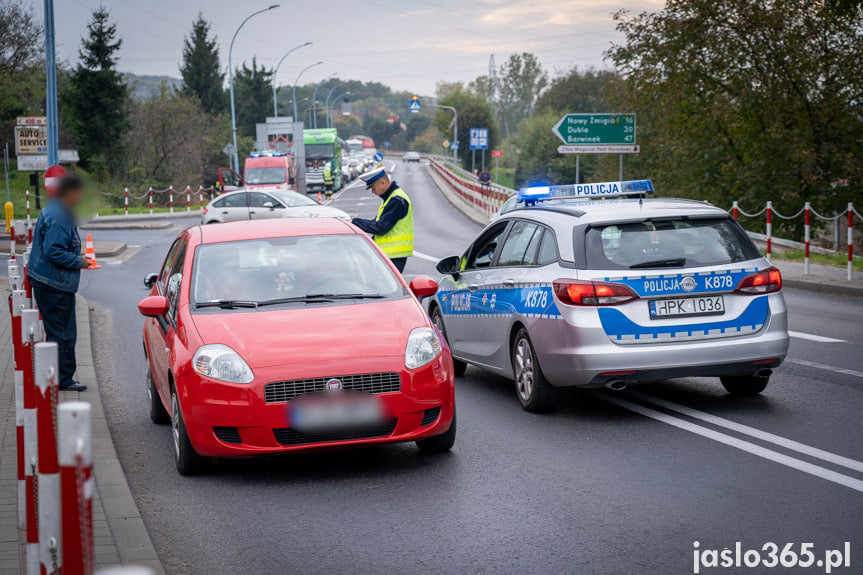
[552,113,636,146]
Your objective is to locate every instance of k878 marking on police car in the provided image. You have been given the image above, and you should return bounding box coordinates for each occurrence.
[605,268,757,297]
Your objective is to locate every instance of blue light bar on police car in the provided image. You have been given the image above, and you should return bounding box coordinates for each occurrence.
[517,179,654,202]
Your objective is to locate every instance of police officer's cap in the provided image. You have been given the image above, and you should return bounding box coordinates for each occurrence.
[360,167,388,189]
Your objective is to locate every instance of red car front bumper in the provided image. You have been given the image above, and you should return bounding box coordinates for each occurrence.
[175,353,455,458]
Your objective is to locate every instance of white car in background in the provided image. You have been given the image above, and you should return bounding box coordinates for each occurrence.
[202,190,350,224]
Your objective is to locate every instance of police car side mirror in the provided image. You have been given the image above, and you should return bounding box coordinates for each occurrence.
[436,256,460,275]
[144,272,158,289]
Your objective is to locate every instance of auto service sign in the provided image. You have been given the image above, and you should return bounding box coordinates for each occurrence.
[15,125,48,155]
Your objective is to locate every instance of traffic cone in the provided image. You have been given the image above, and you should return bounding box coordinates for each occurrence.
[84,234,101,269]
[317,191,322,202]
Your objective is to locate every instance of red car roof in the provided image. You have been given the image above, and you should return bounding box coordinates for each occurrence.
[197,218,356,245]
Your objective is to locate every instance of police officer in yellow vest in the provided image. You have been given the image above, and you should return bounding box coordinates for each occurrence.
[352,167,413,272]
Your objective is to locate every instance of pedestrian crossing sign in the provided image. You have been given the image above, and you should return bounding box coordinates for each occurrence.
[409,96,421,113]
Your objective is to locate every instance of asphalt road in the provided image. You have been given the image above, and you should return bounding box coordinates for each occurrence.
[69,161,862,574]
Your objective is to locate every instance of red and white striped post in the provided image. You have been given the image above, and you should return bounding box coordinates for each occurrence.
[732,201,738,221]
[26,189,32,246]
[124,187,129,217]
[22,251,33,309]
[848,203,854,282]
[21,308,41,575]
[35,342,61,574]
[803,202,811,275]
[148,187,153,215]
[186,186,191,212]
[11,289,26,530]
[10,222,16,259]
[59,401,93,575]
[169,185,174,214]
[765,201,772,262]
[198,186,204,210]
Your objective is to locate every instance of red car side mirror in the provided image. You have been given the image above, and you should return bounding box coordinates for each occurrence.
[409,276,438,298]
[138,295,169,317]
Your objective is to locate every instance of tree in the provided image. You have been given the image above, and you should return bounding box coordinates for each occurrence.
[233,57,272,139]
[0,0,43,148]
[180,14,224,113]
[607,0,863,229]
[434,83,496,166]
[534,67,618,115]
[497,53,548,126]
[63,8,129,175]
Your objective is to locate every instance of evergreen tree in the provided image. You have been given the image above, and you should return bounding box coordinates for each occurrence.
[234,58,272,139]
[180,14,224,113]
[63,8,128,174]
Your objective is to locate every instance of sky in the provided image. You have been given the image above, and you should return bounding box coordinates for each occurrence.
[43,0,664,95]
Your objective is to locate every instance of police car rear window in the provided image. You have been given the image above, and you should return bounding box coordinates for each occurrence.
[585,217,759,270]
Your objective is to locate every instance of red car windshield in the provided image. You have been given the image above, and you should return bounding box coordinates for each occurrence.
[192,235,403,308]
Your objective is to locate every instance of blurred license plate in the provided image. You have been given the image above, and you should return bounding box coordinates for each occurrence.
[290,393,383,434]
[649,295,724,319]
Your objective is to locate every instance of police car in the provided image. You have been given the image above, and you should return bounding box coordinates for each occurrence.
[428,180,789,412]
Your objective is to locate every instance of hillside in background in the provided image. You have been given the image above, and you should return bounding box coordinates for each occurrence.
[124,73,182,99]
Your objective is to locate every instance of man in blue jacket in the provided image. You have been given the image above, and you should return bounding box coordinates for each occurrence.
[27,172,94,391]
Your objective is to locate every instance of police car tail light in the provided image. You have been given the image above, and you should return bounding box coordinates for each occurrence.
[734,266,782,295]
[553,280,639,306]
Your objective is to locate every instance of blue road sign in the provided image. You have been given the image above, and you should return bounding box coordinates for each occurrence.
[450,141,459,151]
[384,142,391,148]
[409,97,421,113]
[470,128,488,150]
[374,152,384,162]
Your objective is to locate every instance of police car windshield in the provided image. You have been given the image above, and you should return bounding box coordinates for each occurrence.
[191,235,403,310]
[585,217,759,270]
[245,167,286,185]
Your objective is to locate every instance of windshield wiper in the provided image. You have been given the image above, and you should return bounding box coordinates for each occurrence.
[629,258,687,269]
[195,299,259,309]
[256,293,386,307]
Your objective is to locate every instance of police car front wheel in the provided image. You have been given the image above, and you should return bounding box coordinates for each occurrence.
[720,373,770,396]
[512,328,559,413]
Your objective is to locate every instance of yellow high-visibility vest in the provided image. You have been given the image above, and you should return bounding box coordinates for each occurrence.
[374,187,413,258]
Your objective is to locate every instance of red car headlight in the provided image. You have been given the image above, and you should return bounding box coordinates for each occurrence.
[405,327,442,369]
[193,344,254,383]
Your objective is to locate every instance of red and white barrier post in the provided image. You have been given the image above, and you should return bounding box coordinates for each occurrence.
[803,202,811,275]
[10,222,16,259]
[36,342,61,574]
[169,185,174,214]
[765,201,772,262]
[186,186,191,212]
[124,187,129,217]
[848,203,854,282]
[732,200,738,221]
[148,187,153,215]
[59,401,93,575]
[21,308,42,575]
[11,289,26,530]
[198,186,204,210]
[26,189,32,246]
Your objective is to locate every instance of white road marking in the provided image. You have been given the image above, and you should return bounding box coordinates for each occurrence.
[598,393,863,493]
[628,391,863,473]
[413,251,440,263]
[787,358,863,379]
[789,330,846,343]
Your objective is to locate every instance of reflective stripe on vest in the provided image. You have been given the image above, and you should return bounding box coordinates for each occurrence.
[374,187,413,258]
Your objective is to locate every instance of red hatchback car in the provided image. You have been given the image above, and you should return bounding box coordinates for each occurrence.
[138,218,456,475]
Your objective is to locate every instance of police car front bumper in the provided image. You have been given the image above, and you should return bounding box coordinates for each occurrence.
[532,302,789,388]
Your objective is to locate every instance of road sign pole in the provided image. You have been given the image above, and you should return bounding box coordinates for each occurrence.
[619,154,623,181]
[472,150,475,174]
[482,149,485,171]
[44,0,59,167]
[576,155,580,184]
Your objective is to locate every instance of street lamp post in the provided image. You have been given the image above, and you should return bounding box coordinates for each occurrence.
[312,73,337,129]
[327,91,350,128]
[434,104,458,162]
[293,61,324,126]
[229,4,280,172]
[323,82,343,127]
[272,41,311,118]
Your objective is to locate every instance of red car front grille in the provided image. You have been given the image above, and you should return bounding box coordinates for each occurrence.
[264,372,402,404]
[273,418,398,446]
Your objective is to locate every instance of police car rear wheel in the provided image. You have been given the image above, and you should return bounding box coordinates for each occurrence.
[720,374,769,396]
[512,328,559,412]
[431,306,467,376]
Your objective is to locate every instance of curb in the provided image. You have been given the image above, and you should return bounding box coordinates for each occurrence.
[80,222,174,231]
[87,210,202,223]
[782,278,863,298]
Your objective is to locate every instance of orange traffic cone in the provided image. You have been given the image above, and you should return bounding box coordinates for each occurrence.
[317,191,322,202]
[84,234,101,269]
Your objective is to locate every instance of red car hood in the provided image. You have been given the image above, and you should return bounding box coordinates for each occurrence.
[190,297,427,368]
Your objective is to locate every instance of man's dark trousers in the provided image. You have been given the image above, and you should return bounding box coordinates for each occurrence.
[32,286,77,388]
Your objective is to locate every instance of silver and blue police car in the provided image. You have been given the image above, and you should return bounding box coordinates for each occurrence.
[428,180,789,412]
